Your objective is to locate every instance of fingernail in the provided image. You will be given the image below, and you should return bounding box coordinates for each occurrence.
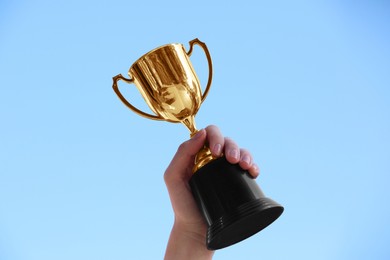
[213,144,222,156]
[241,154,251,165]
[229,149,239,160]
[192,129,204,140]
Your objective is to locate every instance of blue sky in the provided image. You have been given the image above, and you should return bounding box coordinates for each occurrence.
[1,0,389,259]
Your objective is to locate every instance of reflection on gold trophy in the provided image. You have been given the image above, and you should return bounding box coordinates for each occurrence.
[112,38,283,250]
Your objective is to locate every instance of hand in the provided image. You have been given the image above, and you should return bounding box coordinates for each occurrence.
[164,125,259,260]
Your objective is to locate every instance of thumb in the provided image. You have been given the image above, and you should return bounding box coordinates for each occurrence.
[164,129,206,182]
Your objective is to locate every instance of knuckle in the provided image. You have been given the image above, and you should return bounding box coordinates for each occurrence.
[163,164,174,183]
[240,148,250,155]
[176,140,189,154]
[225,137,238,147]
[206,124,218,131]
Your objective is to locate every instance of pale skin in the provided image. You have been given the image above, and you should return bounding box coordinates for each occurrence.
[164,125,260,260]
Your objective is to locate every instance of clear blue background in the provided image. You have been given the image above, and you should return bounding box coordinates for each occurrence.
[1,0,389,259]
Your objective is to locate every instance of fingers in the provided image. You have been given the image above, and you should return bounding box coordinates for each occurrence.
[248,163,260,178]
[238,148,252,169]
[205,125,224,157]
[205,125,260,179]
[243,151,260,178]
[224,137,240,164]
[226,145,259,178]
[165,125,260,184]
[238,149,260,178]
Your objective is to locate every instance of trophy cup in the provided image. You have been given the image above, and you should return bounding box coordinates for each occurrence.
[112,38,283,250]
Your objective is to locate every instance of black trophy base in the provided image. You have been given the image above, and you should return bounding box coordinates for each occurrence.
[189,157,284,250]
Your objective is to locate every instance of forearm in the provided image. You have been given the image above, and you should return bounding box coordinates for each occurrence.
[164,221,214,260]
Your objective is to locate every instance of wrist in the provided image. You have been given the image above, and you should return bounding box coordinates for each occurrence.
[164,220,214,260]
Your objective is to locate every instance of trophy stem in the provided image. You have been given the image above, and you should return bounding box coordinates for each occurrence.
[182,116,198,136]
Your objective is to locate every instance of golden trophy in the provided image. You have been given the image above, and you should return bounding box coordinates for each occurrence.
[112,38,283,250]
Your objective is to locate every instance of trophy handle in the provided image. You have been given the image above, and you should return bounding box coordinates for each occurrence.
[187,38,213,103]
[112,74,165,121]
